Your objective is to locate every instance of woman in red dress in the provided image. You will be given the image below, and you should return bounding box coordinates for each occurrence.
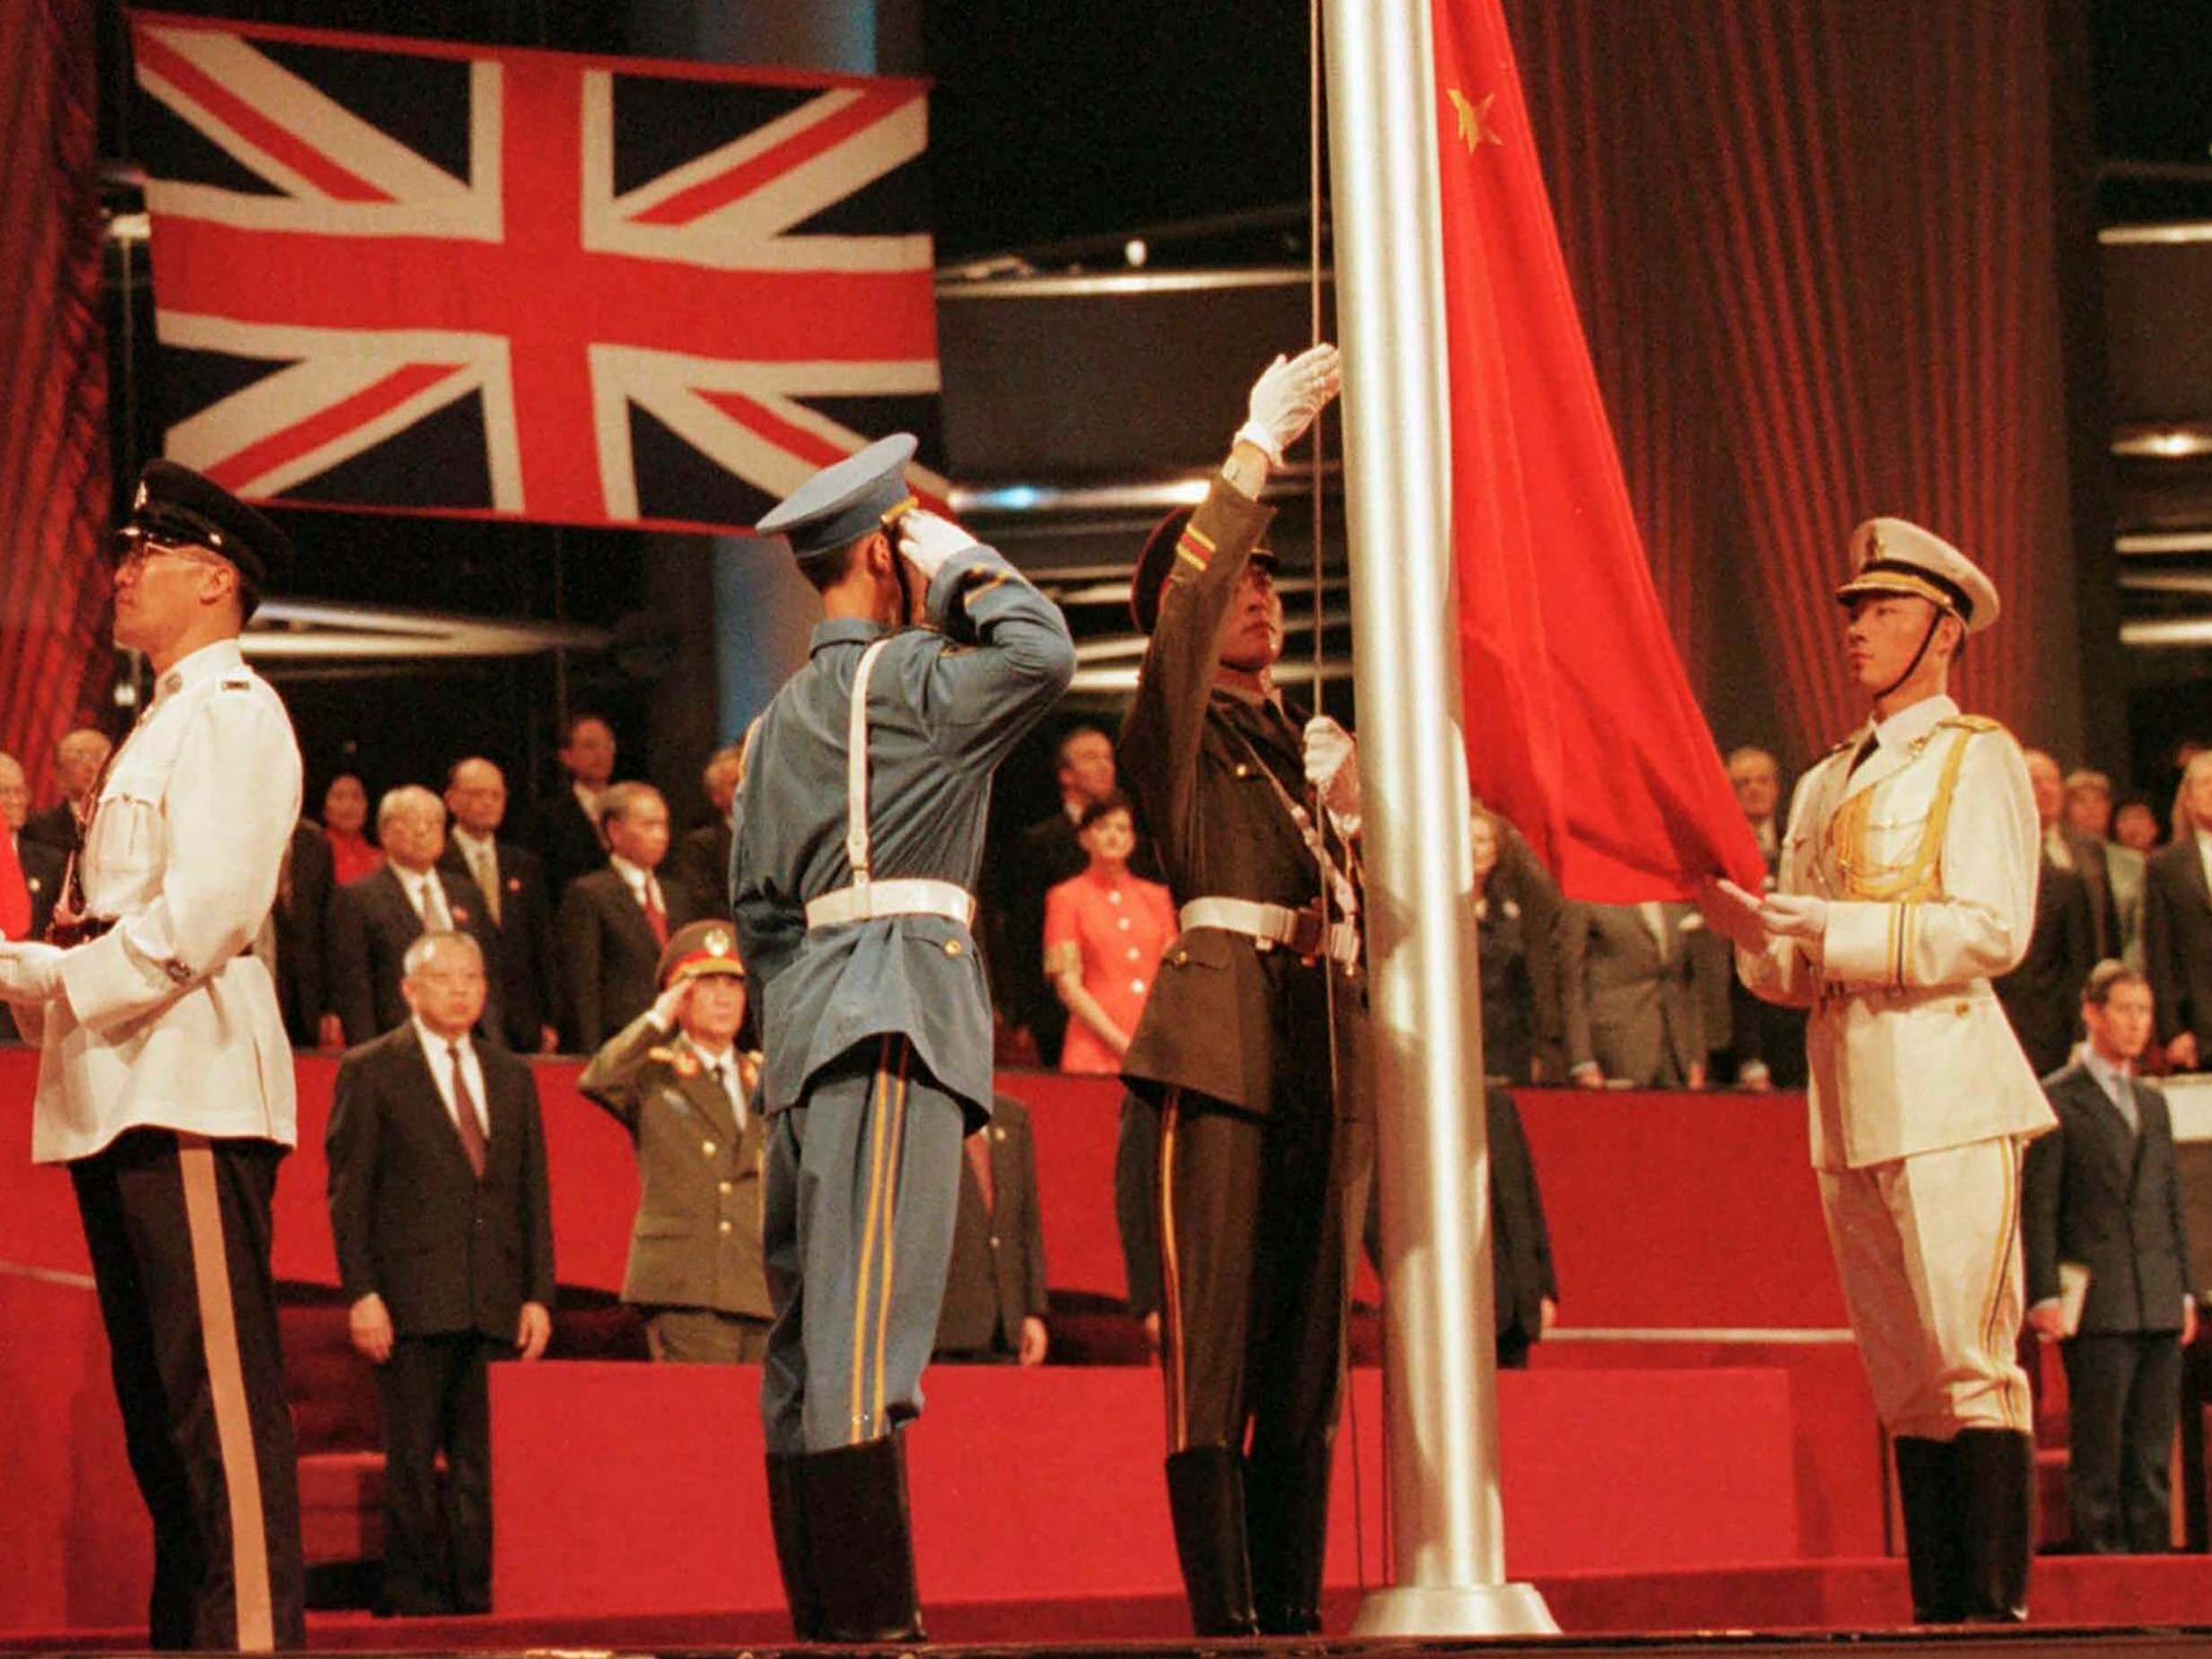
[1043,793,1176,1076]
[321,773,385,886]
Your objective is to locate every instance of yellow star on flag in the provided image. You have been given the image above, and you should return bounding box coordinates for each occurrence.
[1447,87,1503,153]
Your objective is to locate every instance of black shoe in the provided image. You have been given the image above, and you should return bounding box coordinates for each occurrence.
[800,1436,926,1642]
[1165,1448,1260,1636]
[1893,1435,1966,1623]
[1954,1428,2034,1622]
[1245,1442,1332,1635]
[766,1453,822,1640]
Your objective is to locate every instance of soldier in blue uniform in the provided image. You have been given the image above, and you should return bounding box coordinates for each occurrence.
[731,435,1074,1641]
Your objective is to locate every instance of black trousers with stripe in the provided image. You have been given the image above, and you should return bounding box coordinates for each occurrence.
[759,1035,966,1454]
[71,1130,305,1652]
[1155,1086,1360,1457]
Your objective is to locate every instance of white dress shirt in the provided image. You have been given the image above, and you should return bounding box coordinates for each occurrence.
[412,1016,490,1140]
[609,853,664,917]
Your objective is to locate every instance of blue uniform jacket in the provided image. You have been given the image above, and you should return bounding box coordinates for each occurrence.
[731,545,1075,1126]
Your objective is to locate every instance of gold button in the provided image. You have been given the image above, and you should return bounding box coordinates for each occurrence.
[719,1180,734,1195]
[944,939,964,957]
[1234,763,1250,778]
[702,1140,718,1156]
[719,1219,733,1234]
[1172,949,1188,965]
[1130,979,1147,994]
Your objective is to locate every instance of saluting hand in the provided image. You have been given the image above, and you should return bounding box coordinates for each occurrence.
[896,508,978,584]
[1237,343,1342,466]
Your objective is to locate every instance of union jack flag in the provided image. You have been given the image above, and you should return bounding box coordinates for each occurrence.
[127,11,949,535]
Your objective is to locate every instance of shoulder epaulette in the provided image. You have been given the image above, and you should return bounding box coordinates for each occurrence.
[219,674,253,691]
[1938,714,2005,735]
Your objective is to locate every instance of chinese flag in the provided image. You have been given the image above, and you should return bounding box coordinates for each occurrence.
[0,834,29,941]
[1432,0,1762,901]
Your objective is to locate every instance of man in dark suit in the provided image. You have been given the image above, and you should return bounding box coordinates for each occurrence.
[1996,857,2096,1076]
[996,727,1122,1065]
[326,785,502,1046]
[442,757,562,1053]
[669,745,742,923]
[0,751,63,1043]
[558,781,695,1050]
[1486,1087,1559,1369]
[1560,901,1711,1087]
[326,930,555,1615]
[2144,753,2212,1073]
[2024,962,2196,1553]
[270,819,334,1047]
[18,725,111,857]
[536,713,616,900]
[933,1093,1050,1366]
[1721,747,1808,1088]
[2028,749,2121,964]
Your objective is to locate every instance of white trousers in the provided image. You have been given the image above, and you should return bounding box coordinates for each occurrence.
[1817,1135,2035,1440]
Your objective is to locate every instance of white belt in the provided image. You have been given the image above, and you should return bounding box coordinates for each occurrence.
[1179,896,1360,967]
[807,877,976,930]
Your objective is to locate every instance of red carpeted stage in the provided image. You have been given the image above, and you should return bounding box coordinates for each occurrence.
[4,1046,2206,1649]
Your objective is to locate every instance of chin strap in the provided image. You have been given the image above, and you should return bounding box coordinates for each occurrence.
[1873,608,1949,702]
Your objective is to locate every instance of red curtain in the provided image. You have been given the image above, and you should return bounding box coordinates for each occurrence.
[0,1,111,803]
[1506,0,2076,770]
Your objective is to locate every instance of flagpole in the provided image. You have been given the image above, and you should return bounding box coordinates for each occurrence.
[1322,0,1554,1636]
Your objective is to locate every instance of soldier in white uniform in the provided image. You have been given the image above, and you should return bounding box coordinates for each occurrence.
[0,461,306,1650]
[1712,518,2053,1624]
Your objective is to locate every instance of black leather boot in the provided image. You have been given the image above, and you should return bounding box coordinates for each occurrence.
[1954,1428,2034,1622]
[800,1435,926,1641]
[1245,1442,1333,1635]
[765,1453,822,1640]
[1165,1448,1260,1636]
[1892,1436,1965,1622]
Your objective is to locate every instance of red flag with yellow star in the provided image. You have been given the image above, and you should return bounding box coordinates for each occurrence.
[1432,0,1762,901]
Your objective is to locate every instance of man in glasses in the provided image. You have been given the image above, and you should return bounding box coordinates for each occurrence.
[0,459,307,1649]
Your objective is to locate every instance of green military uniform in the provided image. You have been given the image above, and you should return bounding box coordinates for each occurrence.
[576,921,772,1363]
[1119,476,1368,1637]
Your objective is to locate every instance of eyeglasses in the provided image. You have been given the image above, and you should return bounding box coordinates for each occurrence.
[113,531,226,575]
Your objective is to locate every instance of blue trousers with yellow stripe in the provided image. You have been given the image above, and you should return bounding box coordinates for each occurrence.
[760,1035,966,1454]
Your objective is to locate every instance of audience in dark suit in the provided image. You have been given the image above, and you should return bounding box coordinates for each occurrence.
[934,1093,1050,1366]
[1996,856,2095,1077]
[1722,747,1807,1088]
[2024,961,2196,1554]
[269,820,334,1047]
[17,725,111,858]
[536,713,616,902]
[1561,901,1712,1087]
[1470,811,1538,1083]
[442,757,562,1054]
[0,751,65,1043]
[2144,752,2212,1074]
[325,930,554,1615]
[668,745,743,923]
[326,785,502,1047]
[1486,1086,1559,1369]
[558,781,696,1050]
[2029,749,2121,965]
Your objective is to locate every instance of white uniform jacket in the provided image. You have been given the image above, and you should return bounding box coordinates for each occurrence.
[27,639,303,1164]
[1737,694,2054,1172]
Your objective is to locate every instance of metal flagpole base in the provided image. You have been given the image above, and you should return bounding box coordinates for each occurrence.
[1351,1583,1560,1637]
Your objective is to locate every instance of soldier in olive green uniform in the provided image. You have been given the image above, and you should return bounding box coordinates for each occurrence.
[578,919,772,1362]
[1119,345,1367,1637]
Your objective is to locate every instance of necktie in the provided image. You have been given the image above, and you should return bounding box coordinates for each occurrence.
[643,878,669,947]
[474,843,502,928]
[448,1041,487,1179]
[966,1133,996,1214]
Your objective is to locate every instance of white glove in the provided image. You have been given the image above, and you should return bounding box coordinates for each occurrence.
[1236,344,1342,466]
[0,941,66,1005]
[1304,715,1361,821]
[896,508,978,585]
[1753,891,1828,943]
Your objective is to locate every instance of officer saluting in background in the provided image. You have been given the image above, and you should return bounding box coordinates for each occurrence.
[0,460,307,1650]
[731,436,1074,1641]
